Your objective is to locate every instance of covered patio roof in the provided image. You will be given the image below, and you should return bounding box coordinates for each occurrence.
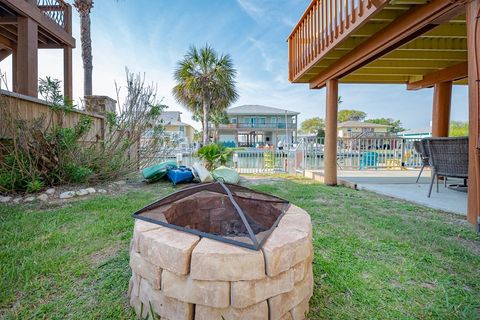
[287,0,479,229]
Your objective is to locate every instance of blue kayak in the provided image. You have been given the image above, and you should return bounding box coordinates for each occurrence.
[167,166,194,185]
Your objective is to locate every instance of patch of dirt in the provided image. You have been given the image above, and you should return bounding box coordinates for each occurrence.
[448,236,480,255]
[90,243,121,267]
[239,176,288,186]
[420,282,437,290]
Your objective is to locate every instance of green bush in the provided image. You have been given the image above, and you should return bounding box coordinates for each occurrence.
[196,143,232,171]
[26,179,44,193]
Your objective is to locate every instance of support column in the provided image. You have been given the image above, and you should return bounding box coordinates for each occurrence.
[11,48,17,91]
[466,1,480,228]
[63,46,73,100]
[324,79,338,186]
[431,81,452,137]
[16,17,38,97]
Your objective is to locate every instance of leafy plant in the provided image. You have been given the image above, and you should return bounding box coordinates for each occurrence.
[196,143,232,171]
[26,179,44,193]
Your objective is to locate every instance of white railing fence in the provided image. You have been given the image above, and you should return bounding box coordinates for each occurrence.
[142,137,424,175]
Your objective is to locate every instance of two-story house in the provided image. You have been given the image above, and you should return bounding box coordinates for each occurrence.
[159,111,195,146]
[213,105,300,147]
[142,111,195,148]
[337,121,391,138]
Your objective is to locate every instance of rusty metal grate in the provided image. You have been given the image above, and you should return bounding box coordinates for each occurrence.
[132,182,290,250]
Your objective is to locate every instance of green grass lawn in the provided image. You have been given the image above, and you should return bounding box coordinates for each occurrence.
[1,176,479,319]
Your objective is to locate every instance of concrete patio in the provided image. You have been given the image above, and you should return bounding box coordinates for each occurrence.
[305,169,467,216]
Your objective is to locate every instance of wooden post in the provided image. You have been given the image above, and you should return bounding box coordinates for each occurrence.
[324,78,338,185]
[11,48,17,92]
[63,46,73,100]
[431,81,452,137]
[16,17,38,97]
[466,1,480,228]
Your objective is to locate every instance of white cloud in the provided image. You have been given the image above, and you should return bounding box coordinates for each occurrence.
[236,0,264,20]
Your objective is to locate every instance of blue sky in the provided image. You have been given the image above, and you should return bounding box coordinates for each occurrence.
[0,0,469,130]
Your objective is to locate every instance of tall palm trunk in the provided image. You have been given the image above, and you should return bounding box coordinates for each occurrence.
[202,99,209,145]
[74,1,94,96]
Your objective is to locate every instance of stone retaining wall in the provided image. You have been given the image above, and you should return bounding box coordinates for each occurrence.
[128,204,313,320]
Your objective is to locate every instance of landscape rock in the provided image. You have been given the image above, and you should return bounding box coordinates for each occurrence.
[137,278,194,320]
[0,196,12,203]
[76,189,89,196]
[114,180,126,185]
[139,226,200,274]
[231,268,294,308]
[13,198,22,204]
[129,250,162,289]
[195,301,268,320]
[37,194,49,202]
[85,187,96,194]
[98,189,107,194]
[190,237,265,281]
[59,191,76,199]
[23,196,35,203]
[45,188,56,195]
[162,270,230,308]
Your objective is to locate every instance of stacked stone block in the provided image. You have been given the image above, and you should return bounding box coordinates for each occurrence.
[128,204,314,320]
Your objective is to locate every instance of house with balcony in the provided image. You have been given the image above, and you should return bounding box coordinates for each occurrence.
[0,0,75,99]
[287,0,479,227]
[213,105,299,147]
[159,111,195,146]
[337,120,390,138]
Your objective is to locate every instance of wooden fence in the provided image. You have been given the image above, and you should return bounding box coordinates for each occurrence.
[0,89,105,143]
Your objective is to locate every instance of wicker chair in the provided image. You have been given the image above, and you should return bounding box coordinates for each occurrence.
[413,140,430,183]
[425,137,469,197]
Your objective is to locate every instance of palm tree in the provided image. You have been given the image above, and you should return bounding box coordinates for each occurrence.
[173,45,238,145]
[73,0,94,96]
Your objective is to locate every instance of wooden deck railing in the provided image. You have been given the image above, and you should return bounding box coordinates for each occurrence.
[288,0,383,82]
[36,0,71,32]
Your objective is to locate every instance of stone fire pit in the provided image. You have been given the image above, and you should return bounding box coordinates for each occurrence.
[128,185,313,320]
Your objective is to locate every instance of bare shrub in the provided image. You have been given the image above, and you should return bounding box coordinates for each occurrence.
[0,70,175,193]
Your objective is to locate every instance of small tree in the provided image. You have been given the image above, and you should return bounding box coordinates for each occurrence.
[173,45,238,145]
[300,117,325,138]
[338,109,367,122]
[367,118,405,133]
[450,121,468,137]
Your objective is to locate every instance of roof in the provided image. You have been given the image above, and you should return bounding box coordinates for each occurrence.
[226,105,300,116]
[159,111,182,125]
[398,127,432,135]
[338,121,390,128]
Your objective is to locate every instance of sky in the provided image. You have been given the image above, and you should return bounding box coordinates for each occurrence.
[0,0,470,131]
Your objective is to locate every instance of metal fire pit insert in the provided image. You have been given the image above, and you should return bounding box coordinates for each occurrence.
[132,182,290,250]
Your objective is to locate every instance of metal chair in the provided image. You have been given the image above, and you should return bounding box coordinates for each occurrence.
[413,140,430,183]
[425,137,469,197]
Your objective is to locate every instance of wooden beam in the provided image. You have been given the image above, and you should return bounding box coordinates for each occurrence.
[309,0,466,89]
[15,17,38,97]
[0,33,14,48]
[1,0,74,47]
[431,81,452,137]
[0,17,17,25]
[324,79,338,186]
[465,1,480,228]
[63,45,72,100]
[407,62,468,90]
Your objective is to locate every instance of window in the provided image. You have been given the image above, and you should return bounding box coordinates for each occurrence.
[230,118,237,124]
[258,117,266,125]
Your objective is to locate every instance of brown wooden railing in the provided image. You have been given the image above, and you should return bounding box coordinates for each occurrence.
[288,0,383,82]
[36,0,71,32]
